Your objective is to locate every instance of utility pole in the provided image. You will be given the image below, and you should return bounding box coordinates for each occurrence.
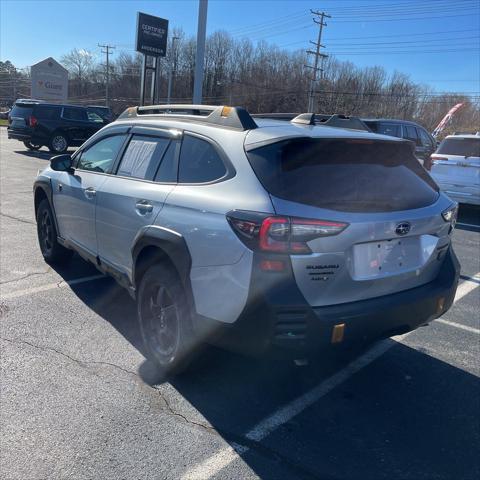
[193,0,208,104]
[167,36,180,104]
[306,10,330,113]
[98,44,115,107]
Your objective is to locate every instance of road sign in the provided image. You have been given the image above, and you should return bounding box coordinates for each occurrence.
[136,12,169,57]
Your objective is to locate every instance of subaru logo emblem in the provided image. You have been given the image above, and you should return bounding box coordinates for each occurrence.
[395,222,411,236]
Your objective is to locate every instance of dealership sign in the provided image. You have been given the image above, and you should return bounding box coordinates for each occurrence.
[136,12,169,57]
[31,57,68,101]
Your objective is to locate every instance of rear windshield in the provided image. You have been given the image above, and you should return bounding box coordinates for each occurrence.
[10,104,34,118]
[437,138,480,157]
[246,138,439,212]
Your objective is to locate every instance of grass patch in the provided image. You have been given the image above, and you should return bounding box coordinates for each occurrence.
[0,119,8,126]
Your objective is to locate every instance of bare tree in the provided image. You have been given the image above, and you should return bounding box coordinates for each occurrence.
[61,48,95,97]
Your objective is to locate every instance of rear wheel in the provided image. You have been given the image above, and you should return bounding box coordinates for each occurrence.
[48,133,68,154]
[36,199,73,264]
[137,263,197,377]
[23,141,41,151]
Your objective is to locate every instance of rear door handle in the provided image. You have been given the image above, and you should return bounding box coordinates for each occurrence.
[84,187,96,199]
[135,200,153,215]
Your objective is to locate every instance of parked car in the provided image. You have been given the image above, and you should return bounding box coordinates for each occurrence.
[430,133,480,206]
[33,105,460,375]
[7,100,111,153]
[362,118,436,166]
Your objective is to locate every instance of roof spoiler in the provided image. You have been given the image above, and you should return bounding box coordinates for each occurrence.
[118,104,258,131]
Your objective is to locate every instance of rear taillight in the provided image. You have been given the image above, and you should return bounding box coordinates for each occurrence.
[227,211,348,254]
[28,115,38,127]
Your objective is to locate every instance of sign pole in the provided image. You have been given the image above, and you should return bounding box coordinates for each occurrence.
[150,57,158,104]
[136,12,168,107]
[140,55,146,106]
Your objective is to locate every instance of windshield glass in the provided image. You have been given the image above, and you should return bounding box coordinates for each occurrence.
[246,138,439,212]
[437,137,480,157]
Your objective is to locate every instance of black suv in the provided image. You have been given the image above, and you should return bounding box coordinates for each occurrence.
[362,118,436,168]
[7,100,111,153]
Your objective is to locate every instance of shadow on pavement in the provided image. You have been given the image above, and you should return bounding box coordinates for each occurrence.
[52,260,479,480]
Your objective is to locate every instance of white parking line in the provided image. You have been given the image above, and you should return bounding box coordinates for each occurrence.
[436,319,480,334]
[1,274,105,300]
[454,274,480,302]
[181,273,480,479]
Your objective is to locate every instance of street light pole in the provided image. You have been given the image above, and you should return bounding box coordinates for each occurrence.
[193,0,208,104]
[167,36,180,104]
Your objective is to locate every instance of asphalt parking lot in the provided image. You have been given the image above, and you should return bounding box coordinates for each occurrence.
[0,127,479,480]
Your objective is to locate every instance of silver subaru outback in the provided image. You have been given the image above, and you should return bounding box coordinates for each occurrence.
[33,105,460,374]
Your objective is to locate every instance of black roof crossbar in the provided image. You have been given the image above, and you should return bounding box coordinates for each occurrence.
[118,104,258,131]
[252,112,371,131]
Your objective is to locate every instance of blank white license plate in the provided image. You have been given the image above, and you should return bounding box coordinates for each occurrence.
[352,237,421,280]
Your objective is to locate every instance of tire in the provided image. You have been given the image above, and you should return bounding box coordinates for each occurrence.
[48,132,68,154]
[23,141,41,151]
[137,263,197,377]
[36,199,73,264]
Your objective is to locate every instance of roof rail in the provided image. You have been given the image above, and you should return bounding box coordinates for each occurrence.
[252,112,371,131]
[118,104,258,131]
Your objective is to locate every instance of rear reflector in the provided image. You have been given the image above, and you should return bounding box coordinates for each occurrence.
[260,260,285,271]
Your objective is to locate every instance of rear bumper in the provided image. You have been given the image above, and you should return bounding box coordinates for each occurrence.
[207,246,460,355]
[7,129,32,141]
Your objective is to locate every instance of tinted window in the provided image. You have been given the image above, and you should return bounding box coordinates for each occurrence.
[437,137,480,157]
[178,135,227,183]
[87,111,104,123]
[377,123,402,138]
[404,126,420,145]
[63,107,87,121]
[10,104,33,118]
[34,106,60,120]
[155,141,178,183]
[77,135,126,173]
[418,128,433,148]
[246,138,439,213]
[88,107,111,121]
[117,136,170,180]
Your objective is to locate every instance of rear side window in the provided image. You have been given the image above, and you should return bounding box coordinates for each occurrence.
[404,126,420,145]
[34,106,59,120]
[178,135,227,183]
[63,107,87,121]
[377,123,402,138]
[10,105,33,118]
[87,111,104,123]
[246,138,439,213]
[117,135,170,180]
[437,138,480,157]
[418,128,434,148]
[77,135,126,173]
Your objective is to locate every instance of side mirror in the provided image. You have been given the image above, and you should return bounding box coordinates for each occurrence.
[50,154,74,173]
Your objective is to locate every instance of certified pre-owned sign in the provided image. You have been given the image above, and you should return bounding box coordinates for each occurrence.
[136,12,169,57]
